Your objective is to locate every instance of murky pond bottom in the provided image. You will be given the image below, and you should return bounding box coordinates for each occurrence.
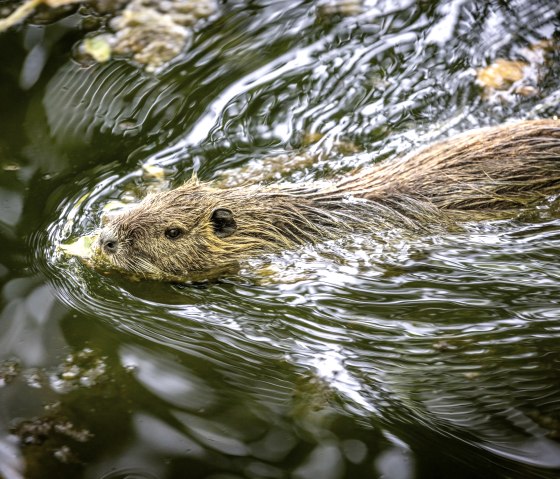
[1,1,560,478]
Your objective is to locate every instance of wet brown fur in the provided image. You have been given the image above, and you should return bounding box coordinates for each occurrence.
[95,119,560,280]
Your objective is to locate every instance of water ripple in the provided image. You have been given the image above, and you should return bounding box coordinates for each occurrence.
[34,0,560,476]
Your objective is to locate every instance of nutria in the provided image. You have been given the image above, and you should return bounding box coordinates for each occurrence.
[94,119,560,280]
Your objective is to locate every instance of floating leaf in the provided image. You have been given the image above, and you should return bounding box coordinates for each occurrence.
[142,164,166,181]
[83,36,112,63]
[0,0,41,32]
[43,0,82,6]
[60,235,98,259]
[476,59,526,90]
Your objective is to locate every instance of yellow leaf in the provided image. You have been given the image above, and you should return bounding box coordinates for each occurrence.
[476,59,526,90]
[59,234,98,259]
[83,36,112,63]
[43,0,82,7]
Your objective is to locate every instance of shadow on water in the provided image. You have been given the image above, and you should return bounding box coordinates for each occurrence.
[1,0,560,478]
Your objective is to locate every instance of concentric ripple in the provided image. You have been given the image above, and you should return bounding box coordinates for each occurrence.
[31,0,560,477]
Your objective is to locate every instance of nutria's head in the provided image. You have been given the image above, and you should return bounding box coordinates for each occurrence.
[93,179,355,280]
[94,183,236,279]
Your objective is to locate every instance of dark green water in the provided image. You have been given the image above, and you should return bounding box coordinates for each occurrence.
[1,1,560,478]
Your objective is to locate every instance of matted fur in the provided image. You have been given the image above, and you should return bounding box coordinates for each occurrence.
[94,119,560,280]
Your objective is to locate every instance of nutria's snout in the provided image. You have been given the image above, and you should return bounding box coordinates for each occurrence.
[99,231,119,255]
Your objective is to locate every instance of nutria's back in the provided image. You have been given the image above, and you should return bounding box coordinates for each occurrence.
[335,119,560,209]
[94,119,560,280]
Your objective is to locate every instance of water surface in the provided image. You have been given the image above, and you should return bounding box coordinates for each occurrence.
[1,1,560,478]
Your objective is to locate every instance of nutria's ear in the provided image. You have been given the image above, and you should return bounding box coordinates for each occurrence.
[211,208,237,238]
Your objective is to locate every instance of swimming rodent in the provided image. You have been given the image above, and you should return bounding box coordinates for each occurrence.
[94,119,560,281]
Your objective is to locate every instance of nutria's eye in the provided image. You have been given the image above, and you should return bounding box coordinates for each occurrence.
[211,208,237,238]
[165,227,184,240]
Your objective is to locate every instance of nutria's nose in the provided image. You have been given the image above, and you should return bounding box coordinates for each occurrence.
[99,232,118,254]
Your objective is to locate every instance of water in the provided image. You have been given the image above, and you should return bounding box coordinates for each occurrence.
[1,1,560,478]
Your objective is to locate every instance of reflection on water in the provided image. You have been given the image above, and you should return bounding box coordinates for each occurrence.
[1,0,560,478]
